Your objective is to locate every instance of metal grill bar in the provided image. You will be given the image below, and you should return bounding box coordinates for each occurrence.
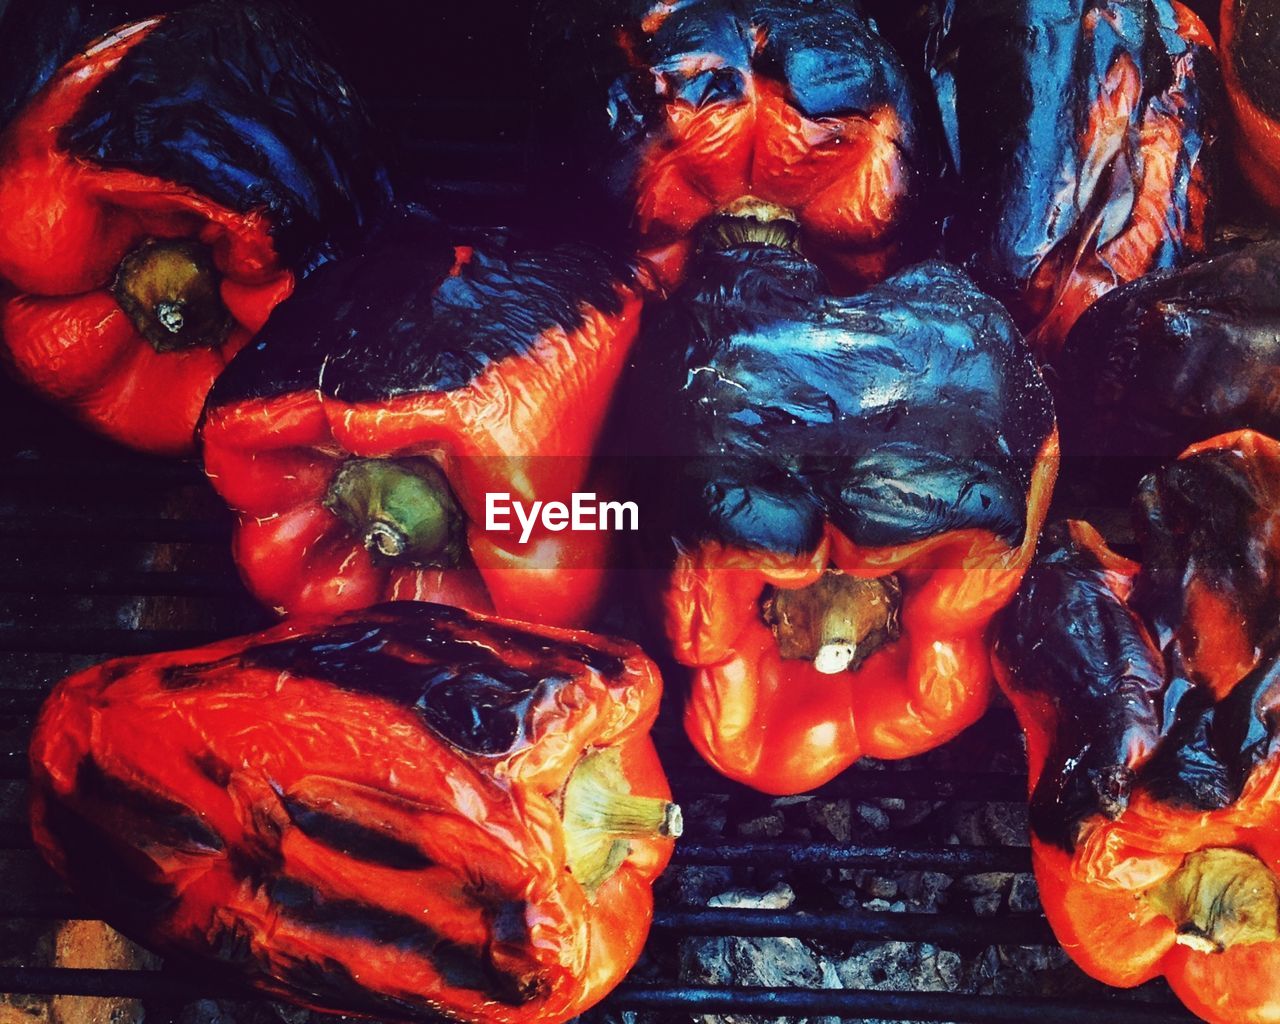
[0,972,1200,1023]
[610,986,1201,1023]
[672,842,1031,872]
[652,908,1054,944]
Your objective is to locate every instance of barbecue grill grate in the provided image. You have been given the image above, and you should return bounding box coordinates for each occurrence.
[0,2,1201,1021]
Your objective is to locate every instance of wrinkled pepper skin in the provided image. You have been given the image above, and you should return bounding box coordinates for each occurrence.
[625,248,1058,794]
[29,601,679,1024]
[996,431,1280,1024]
[919,0,1217,359]
[1053,239,1280,463]
[1221,0,1280,213]
[533,0,929,291]
[201,210,646,628]
[0,1,391,455]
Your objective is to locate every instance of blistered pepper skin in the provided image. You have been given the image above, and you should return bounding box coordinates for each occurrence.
[532,0,930,291]
[1053,239,1280,464]
[894,0,1217,359]
[29,602,676,1024]
[0,1,390,455]
[996,431,1280,1024]
[625,248,1058,795]
[1221,0,1280,213]
[201,210,647,629]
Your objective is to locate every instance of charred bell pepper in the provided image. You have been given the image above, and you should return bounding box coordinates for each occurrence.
[996,430,1280,1024]
[0,0,391,455]
[911,0,1217,359]
[624,245,1058,795]
[532,0,929,291]
[200,209,646,628]
[1054,238,1280,465]
[29,601,679,1024]
[1221,0,1280,214]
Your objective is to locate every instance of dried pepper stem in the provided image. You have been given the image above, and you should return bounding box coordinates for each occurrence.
[1144,847,1280,953]
[561,748,682,893]
[324,457,465,567]
[763,570,902,674]
[113,238,233,352]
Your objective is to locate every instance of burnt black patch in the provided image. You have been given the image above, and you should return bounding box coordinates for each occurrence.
[267,879,535,1006]
[1054,241,1280,467]
[996,523,1166,849]
[192,752,233,788]
[1235,0,1280,122]
[40,796,179,925]
[76,757,223,853]
[627,255,1054,556]
[930,0,1215,313]
[282,797,433,871]
[171,603,625,757]
[205,205,636,411]
[59,1,391,272]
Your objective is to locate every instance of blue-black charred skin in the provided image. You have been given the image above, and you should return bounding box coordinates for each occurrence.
[160,602,627,758]
[625,249,1054,557]
[998,452,1280,850]
[1234,0,1280,121]
[0,0,171,133]
[56,0,392,273]
[900,0,1215,307]
[530,0,928,243]
[204,207,636,410]
[1054,241,1280,462]
[996,524,1167,850]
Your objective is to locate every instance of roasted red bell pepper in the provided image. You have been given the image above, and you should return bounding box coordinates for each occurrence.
[0,1,390,455]
[623,245,1058,795]
[532,0,930,291]
[29,600,678,1024]
[904,0,1217,359]
[201,210,647,628]
[1221,0,1280,214]
[996,430,1280,1024]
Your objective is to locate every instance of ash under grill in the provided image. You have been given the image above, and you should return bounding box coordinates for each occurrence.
[0,1,1200,1021]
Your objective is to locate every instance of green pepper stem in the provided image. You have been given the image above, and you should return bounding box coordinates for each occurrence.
[112,238,232,352]
[323,458,465,568]
[561,748,681,893]
[1144,847,1280,953]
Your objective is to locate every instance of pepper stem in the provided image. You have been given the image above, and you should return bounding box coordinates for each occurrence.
[112,239,233,352]
[702,196,801,251]
[323,458,465,568]
[1143,848,1280,953]
[561,748,682,893]
[762,570,902,674]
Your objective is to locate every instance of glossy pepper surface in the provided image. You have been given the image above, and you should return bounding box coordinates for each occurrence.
[0,0,390,454]
[625,248,1058,794]
[996,430,1280,1024]
[533,0,929,291]
[201,210,646,628]
[905,0,1217,359]
[29,601,680,1024]
[1054,238,1280,466]
[1221,1,1280,213]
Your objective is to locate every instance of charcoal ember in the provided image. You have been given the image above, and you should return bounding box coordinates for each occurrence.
[680,885,841,1024]
[958,873,1014,917]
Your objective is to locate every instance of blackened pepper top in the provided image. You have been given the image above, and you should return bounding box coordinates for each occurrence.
[58,0,392,271]
[628,248,1056,555]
